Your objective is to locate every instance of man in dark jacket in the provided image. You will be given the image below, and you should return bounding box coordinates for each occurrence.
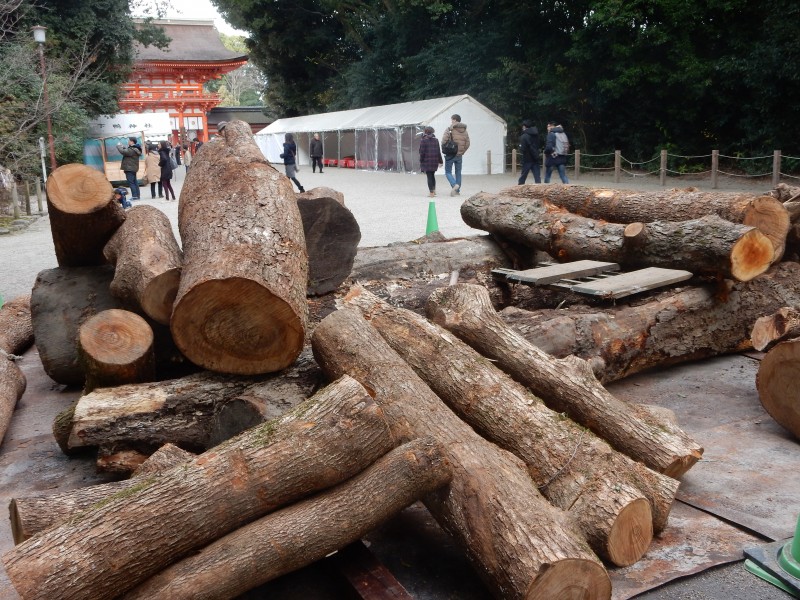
[440,114,470,196]
[310,133,324,173]
[116,137,142,200]
[517,121,541,184]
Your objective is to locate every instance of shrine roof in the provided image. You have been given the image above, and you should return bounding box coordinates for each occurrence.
[134,19,248,63]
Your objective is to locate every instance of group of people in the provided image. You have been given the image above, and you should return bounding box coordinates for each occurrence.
[116,136,197,206]
[419,114,470,197]
[517,120,570,185]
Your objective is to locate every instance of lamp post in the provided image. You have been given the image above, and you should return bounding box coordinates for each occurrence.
[32,25,57,171]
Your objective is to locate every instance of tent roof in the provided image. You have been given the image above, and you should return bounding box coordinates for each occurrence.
[258,94,505,134]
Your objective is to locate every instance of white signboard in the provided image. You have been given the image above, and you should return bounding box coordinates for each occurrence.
[87,113,173,139]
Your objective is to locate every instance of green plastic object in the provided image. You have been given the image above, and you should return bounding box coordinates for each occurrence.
[780,517,800,580]
[425,201,439,235]
[745,558,799,597]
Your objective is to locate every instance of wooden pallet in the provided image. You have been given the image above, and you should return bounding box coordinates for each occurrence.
[492,260,693,300]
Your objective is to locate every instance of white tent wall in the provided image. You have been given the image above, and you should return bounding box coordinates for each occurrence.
[253,95,506,175]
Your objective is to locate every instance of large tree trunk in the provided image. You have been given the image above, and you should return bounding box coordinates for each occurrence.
[172,120,308,375]
[751,307,800,352]
[122,437,452,600]
[312,308,611,600]
[10,444,194,544]
[297,186,345,206]
[426,283,703,478]
[500,184,790,262]
[344,287,677,563]
[298,195,361,296]
[756,337,800,439]
[78,309,156,393]
[103,205,183,325]
[67,348,322,454]
[500,262,800,384]
[0,295,34,355]
[31,265,122,386]
[2,375,396,600]
[0,351,26,447]
[46,163,126,267]
[462,193,774,281]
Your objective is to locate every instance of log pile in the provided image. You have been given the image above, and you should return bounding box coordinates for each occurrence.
[8,125,800,598]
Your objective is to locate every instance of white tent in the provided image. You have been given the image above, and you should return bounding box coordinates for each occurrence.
[254,94,507,175]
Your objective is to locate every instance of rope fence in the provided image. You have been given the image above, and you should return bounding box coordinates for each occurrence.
[509,149,800,188]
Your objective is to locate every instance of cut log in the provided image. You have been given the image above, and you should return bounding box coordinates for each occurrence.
[751,307,800,352]
[103,205,183,325]
[500,184,790,262]
[500,261,800,384]
[461,193,774,282]
[344,287,676,563]
[756,337,800,439]
[10,443,194,544]
[297,186,345,206]
[31,265,122,386]
[312,308,611,600]
[122,437,452,600]
[67,348,321,454]
[78,309,156,393]
[298,195,361,296]
[0,351,26,448]
[426,283,703,478]
[0,295,33,355]
[2,375,396,600]
[45,163,126,267]
[95,447,150,475]
[172,120,308,375]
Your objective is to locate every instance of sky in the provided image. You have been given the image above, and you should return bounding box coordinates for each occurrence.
[141,0,247,36]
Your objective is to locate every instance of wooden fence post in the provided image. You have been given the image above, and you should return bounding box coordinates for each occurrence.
[487,150,492,175]
[24,180,32,215]
[711,150,719,189]
[660,149,667,186]
[574,149,580,181]
[614,150,621,183]
[511,149,517,176]
[773,150,781,187]
[35,177,44,214]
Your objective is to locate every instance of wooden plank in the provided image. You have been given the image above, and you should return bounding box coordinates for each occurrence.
[331,540,414,600]
[494,260,620,285]
[570,267,693,299]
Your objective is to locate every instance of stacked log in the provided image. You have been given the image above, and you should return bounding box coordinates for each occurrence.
[0,295,32,445]
[752,307,800,352]
[172,120,308,375]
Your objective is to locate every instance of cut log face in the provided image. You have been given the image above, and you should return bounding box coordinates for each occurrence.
[0,295,34,355]
[172,120,308,375]
[46,163,126,267]
[756,337,800,439]
[78,309,156,393]
[103,205,183,325]
[751,307,800,352]
[296,186,345,206]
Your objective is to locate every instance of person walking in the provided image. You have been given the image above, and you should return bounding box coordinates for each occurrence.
[116,136,142,200]
[183,144,192,173]
[544,121,570,183]
[419,126,443,197]
[310,133,324,173]
[281,133,305,192]
[144,143,163,199]
[157,140,177,201]
[517,120,541,184]
[440,114,470,196]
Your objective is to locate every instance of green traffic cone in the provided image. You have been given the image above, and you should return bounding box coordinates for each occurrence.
[744,513,800,598]
[426,201,439,235]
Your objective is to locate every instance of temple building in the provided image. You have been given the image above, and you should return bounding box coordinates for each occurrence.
[119,19,248,146]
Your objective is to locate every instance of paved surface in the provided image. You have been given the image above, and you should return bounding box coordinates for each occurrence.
[0,164,792,599]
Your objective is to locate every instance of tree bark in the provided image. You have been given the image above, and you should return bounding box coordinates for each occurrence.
[426,283,703,478]
[751,307,800,352]
[122,437,452,600]
[500,262,800,384]
[9,443,194,544]
[172,120,308,375]
[312,308,611,600]
[344,287,676,564]
[103,205,183,325]
[2,375,396,600]
[0,295,33,355]
[298,195,361,296]
[67,348,322,454]
[0,351,26,448]
[500,184,790,262]
[78,309,156,393]
[756,337,800,439]
[31,265,122,386]
[45,163,126,267]
[297,186,345,206]
[462,193,774,281]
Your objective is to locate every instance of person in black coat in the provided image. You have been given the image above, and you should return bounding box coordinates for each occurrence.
[158,140,177,201]
[517,121,541,184]
[419,126,443,197]
[281,133,305,192]
[310,133,324,173]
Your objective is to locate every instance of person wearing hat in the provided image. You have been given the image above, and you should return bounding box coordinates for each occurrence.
[517,120,541,184]
[116,136,142,200]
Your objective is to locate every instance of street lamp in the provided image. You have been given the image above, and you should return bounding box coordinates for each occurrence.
[32,25,57,171]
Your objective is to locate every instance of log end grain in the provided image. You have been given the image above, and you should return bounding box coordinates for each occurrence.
[756,338,800,439]
[606,497,654,567]
[141,268,181,325]
[171,277,305,374]
[730,228,774,282]
[742,195,791,263]
[46,164,115,214]
[525,558,611,600]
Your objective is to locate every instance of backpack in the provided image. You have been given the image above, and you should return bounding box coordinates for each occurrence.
[554,131,570,156]
[442,130,458,157]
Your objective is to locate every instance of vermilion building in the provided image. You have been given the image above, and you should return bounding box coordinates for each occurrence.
[119,19,248,146]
